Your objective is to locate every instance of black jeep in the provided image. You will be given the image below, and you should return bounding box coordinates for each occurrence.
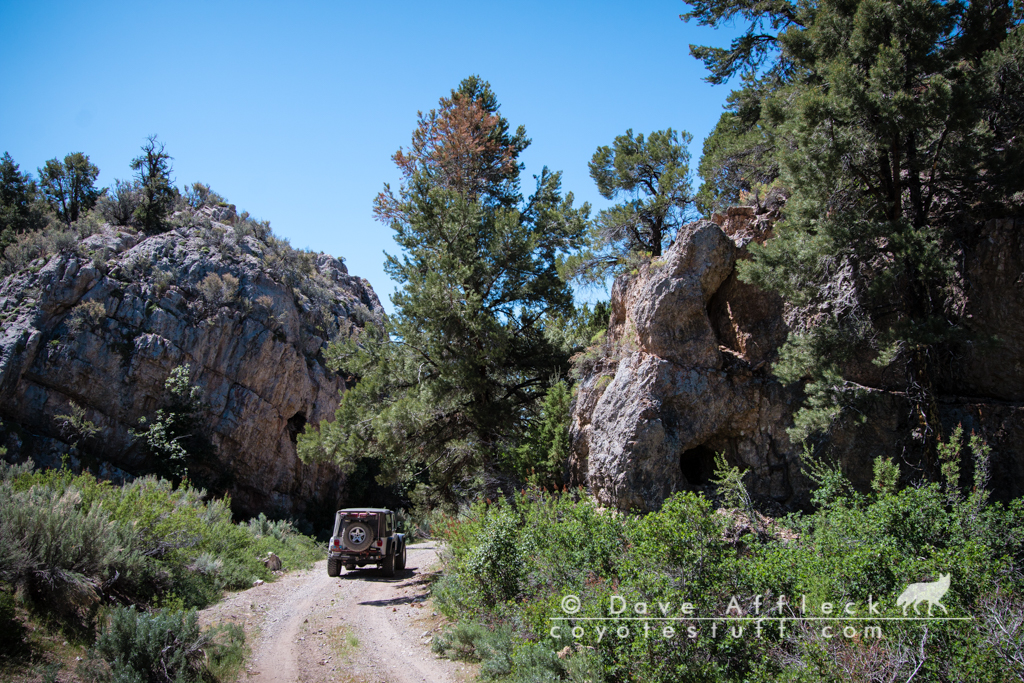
[327,508,407,577]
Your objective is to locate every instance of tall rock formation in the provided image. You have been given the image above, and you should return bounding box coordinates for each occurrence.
[569,207,1024,511]
[0,208,380,520]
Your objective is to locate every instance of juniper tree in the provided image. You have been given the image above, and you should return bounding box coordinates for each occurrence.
[299,76,588,500]
[684,0,1024,465]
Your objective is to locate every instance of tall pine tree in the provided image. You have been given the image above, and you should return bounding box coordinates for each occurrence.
[299,77,588,500]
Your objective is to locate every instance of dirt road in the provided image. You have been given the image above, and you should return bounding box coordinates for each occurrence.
[198,543,476,683]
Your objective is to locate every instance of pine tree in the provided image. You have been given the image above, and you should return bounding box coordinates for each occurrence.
[299,77,588,500]
[130,136,176,234]
[0,152,47,255]
[37,152,101,226]
[507,380,573,490]
[564,128,694,284]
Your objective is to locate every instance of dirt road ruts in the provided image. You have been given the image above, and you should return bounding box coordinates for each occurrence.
[198,543,476,683]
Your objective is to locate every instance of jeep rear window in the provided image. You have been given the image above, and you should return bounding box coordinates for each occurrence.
[333,511,380,538]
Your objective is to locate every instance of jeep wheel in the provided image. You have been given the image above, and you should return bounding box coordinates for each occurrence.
[382,549,395,577]
[343,522,374,552]
[395,542,407,570]
[327,559,341,577]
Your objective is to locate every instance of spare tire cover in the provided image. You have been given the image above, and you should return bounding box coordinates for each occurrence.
[343,521,374,551]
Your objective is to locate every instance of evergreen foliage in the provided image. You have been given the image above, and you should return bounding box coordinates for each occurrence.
[37,152,101,226]
[685,0,1024,456]
[693,80,781,214]
[709,452,762,536]
[130,136,176,234]
[540,300,611,355]
[564,129,694,284]
[298,76,588,502]
[506,380,573,490]
[0,152,48,256]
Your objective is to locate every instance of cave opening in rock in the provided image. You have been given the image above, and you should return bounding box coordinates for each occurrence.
[680,444,718,486]
[287,412,307,444]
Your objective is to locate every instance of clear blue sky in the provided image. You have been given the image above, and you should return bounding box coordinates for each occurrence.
[1,0,739,313]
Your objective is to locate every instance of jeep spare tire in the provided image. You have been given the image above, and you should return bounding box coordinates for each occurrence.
[343,522,374,551]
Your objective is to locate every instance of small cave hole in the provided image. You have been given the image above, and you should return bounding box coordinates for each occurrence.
[287,412,307,444]
[680,444,718,486]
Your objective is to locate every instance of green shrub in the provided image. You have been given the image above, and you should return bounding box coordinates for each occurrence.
[66,300,107,334]
[183,183,226,210]
[0,459,318,622]
[0,225,77,277]
[130,365,212,482]
[431,621,490,660]
[198,273,238,308]
[97,179,140,227]
[507,641,562,683]
[82,607,209,683]
[464,507,532,607]
[431,622,515,679]
[432,455,1024,683]
[0,481,133,625]
[563,648,605,683]
[203,622,247,682]
[246,512,293,541]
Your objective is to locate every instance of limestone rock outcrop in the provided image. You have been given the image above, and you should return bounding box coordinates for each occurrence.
[569,209,1024,511]
[0,210,380,520]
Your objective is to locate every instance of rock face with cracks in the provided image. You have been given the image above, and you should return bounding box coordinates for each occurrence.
[569,208,1024,512]
[0,209,381,520]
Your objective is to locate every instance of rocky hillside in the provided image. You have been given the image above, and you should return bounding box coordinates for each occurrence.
[0,206,381,521]
[570,205,1024,511]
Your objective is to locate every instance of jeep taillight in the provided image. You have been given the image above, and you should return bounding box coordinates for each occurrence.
[376,539,383,547]
[332,538,341,547]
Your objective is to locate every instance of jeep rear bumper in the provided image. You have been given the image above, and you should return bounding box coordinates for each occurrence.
[329,550,382,562]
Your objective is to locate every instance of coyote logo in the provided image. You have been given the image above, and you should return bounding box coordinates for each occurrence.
[897,573,950,616]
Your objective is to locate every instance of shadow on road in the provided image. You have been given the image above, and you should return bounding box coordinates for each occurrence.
[358,593,430,607]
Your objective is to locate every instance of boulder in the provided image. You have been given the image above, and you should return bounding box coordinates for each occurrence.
[570,211,1024,511]
[262,552,283,571]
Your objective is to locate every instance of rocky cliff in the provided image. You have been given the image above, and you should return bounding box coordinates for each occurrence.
[0,207,381,520]
[569,207,1024,512]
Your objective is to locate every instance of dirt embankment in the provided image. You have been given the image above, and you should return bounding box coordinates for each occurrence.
[198,543,476,683]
